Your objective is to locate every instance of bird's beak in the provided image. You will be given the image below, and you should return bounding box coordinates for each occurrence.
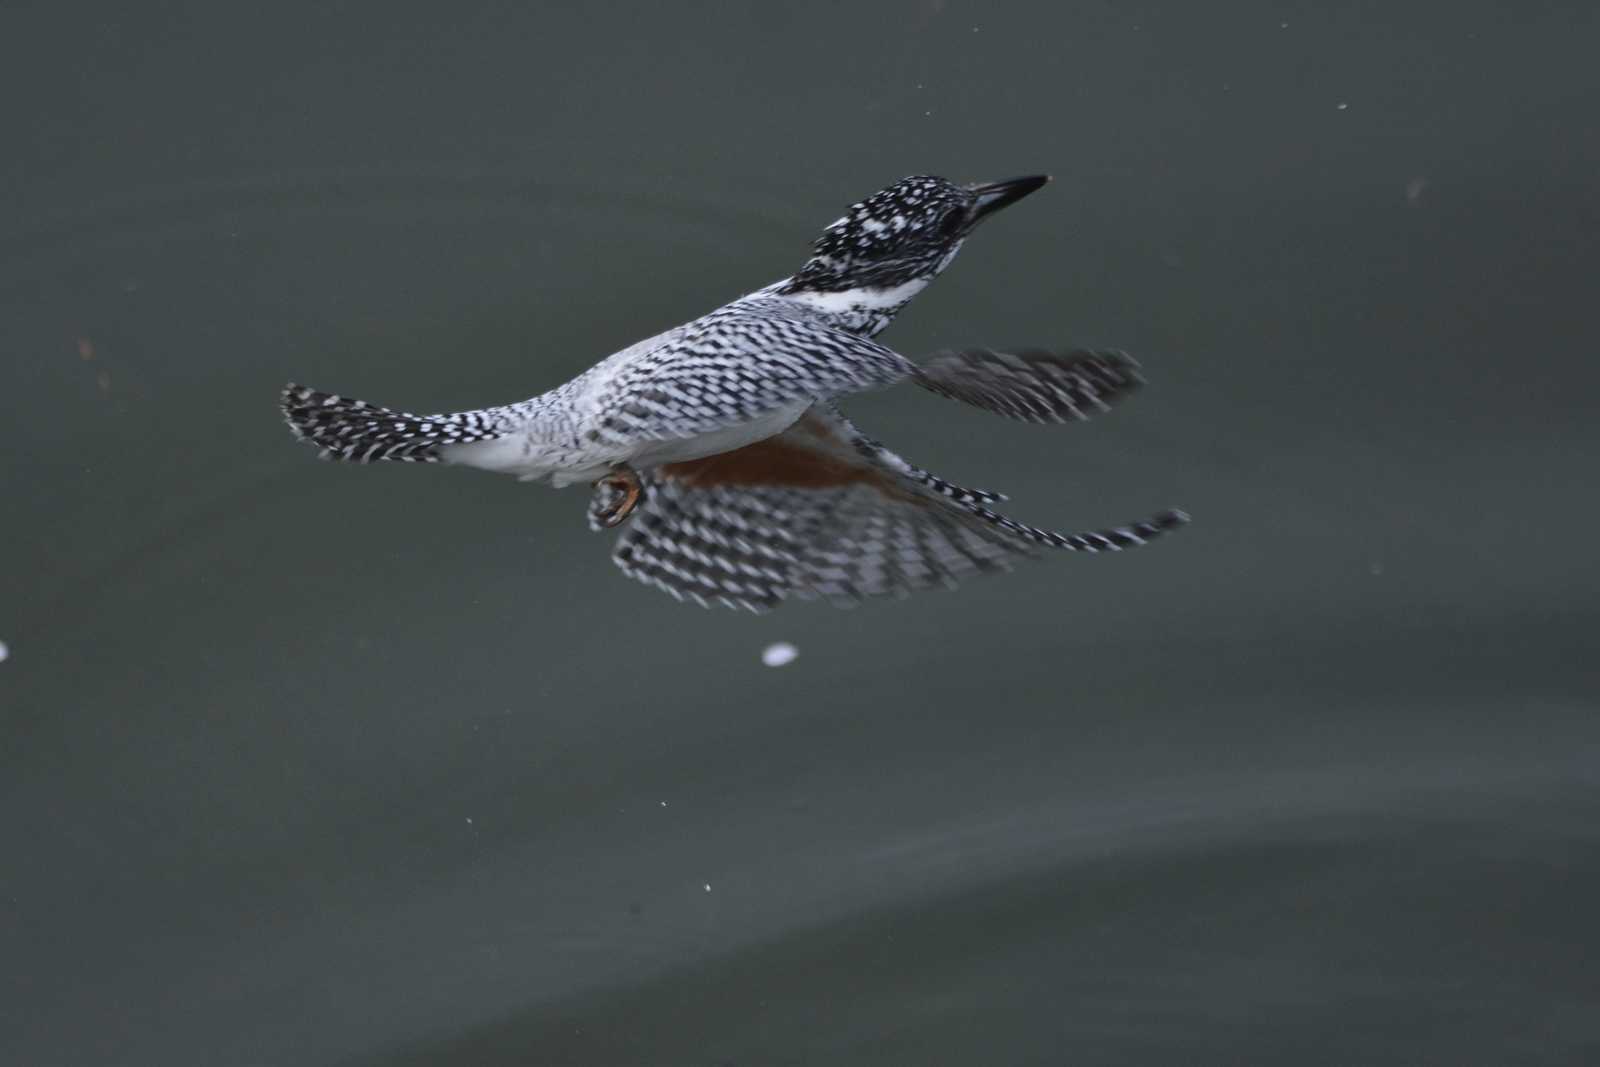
[967,174,1051,223]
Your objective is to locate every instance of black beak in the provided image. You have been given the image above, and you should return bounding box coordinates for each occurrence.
[967,174,1051,223]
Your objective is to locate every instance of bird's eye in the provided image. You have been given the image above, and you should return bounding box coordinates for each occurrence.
[937,210,967,238]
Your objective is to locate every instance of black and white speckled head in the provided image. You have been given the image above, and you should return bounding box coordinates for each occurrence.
[778,174,1049,334]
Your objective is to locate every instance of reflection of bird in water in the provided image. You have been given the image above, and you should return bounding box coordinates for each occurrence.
[282,174,1186,610]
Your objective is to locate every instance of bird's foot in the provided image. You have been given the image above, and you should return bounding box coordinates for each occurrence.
[588,465,643,531]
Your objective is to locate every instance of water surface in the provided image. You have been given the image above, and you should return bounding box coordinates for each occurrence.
[3,3,1598,1064]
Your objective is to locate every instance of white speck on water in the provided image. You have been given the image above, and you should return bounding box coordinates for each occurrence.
[762,641,798,668]
[659,801,667,807]
[1337,102,1349,110]
[1369,561,1385,576]
[703,883,712,893]
[465,817,473,825]
[0,640,8,663]
[1406,176,1428,203]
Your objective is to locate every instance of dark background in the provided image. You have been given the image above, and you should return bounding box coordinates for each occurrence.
[4,2,1598,1064]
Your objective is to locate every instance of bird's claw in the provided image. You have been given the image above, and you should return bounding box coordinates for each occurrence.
[588,466,642,531]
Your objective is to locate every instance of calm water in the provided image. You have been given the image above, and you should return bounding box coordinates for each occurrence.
[4,3,1599,1064]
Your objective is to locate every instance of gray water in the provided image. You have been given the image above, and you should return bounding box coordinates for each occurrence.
[4,3,1599,1064]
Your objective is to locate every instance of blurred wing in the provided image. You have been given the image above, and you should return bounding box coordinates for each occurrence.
[606,407,1186,611]
[913,347,1145,423]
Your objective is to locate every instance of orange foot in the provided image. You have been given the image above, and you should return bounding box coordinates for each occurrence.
[593,465,643,529]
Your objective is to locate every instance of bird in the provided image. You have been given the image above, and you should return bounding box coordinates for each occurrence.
[281,173,1187,611]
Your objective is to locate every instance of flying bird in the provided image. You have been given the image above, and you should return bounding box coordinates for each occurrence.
[282,174,1186,610]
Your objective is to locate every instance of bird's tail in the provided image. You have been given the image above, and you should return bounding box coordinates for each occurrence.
[280,383,507,463]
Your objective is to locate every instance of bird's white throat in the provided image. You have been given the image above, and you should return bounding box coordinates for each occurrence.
[786,276,931,315]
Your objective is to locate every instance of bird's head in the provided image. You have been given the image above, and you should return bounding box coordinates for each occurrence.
[780,174,1049,306]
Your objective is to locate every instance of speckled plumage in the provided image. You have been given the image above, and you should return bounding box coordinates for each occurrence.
[606,405,1187,612]
[282,173,1187,609]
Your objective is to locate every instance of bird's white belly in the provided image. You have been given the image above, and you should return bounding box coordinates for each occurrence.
[627,401,810,469]
[445,402,811,487]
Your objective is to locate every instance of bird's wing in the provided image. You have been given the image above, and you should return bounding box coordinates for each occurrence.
[592,306,1151,448]
[912,348,1146,423]
[602,406,1186,611]
[587,308,918,446]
